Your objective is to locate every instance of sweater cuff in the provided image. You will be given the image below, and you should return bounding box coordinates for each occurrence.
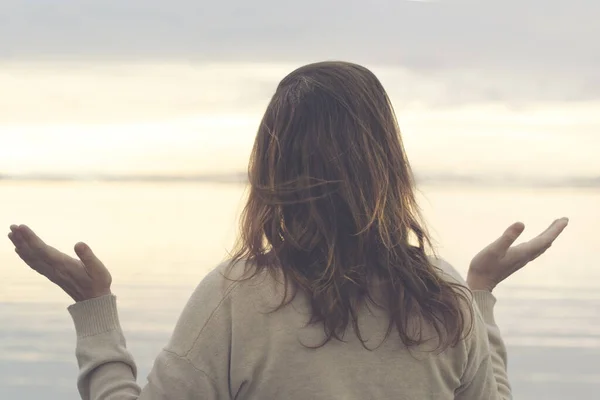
[472,290,497,326]
[68,294,121,338]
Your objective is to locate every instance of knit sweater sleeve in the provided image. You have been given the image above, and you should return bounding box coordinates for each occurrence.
[434,258,512,399]
[67,295,221,400]
[455,290,512,400]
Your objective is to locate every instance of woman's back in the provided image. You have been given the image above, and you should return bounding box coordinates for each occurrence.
[230,61,474,356]
[156,259,508,399]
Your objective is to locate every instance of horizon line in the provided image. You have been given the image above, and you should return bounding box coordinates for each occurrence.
[1,172,598,189]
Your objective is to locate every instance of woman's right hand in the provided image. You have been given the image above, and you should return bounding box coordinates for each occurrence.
[467,218,569,292]
[8,224,112,302]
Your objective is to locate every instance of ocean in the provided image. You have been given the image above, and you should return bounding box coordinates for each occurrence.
[1,181,599,399]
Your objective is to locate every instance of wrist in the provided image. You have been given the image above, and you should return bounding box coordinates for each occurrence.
[68,294,120,338]
[466,274,495,292]
[74,289,113,303]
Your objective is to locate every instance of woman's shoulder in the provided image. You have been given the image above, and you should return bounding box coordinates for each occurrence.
[428,256,468,286]
[166,260,282,356]
[195,259,288,310]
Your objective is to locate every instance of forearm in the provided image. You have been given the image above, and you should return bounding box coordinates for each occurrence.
[471,290,512,399]
[69,295,141,400]
[68,294,212,400]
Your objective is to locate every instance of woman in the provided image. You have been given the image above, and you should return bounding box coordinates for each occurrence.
[8,61,568,399]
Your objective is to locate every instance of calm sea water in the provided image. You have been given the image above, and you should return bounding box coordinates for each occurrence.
[1,182,598,399]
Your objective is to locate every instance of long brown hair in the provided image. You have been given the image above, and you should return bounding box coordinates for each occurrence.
[230,61,472,350]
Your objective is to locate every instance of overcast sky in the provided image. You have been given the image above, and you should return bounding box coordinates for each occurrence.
[0,0,598,101]
[0,0,598,177]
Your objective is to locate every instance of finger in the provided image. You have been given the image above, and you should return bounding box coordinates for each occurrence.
[17,224,48,249]
[8,231,17,246]
[545,217,568,237]
[530,218,569,247]
[8,226,26,248]
[14,246,31,265]
[74,242,110,278]
[16,225,67,265]
[490,222,526,253]
[10,226,61,278]
[9,228,34,255]
[522,218,569,255]
[13,243,48,277]
[8,232,30,256]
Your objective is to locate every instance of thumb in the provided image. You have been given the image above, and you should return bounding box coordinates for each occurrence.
[490,222,526,253]
[74,242,110,278]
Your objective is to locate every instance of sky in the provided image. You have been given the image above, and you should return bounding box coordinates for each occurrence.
[0,0,598,177]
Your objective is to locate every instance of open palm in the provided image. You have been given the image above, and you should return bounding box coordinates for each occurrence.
[8,224,112,302]
[468,218,569,291]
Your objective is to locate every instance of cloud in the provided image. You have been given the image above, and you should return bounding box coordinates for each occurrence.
[0,0,598,102]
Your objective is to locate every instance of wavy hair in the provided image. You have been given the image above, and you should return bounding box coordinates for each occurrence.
[229,61,472,350]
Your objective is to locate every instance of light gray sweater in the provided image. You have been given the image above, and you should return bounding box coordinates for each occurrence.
[68,259,511,399]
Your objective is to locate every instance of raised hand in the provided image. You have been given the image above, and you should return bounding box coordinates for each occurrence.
[467,218,569,292]
[8,224,112,302]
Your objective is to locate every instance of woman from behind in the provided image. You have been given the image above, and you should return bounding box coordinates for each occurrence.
[8,61,568,399]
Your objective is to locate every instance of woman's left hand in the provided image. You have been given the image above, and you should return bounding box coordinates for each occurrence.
[8,224,112,302]
[467,218,569,292]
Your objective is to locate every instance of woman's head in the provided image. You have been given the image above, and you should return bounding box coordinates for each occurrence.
[232,61,471,350]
